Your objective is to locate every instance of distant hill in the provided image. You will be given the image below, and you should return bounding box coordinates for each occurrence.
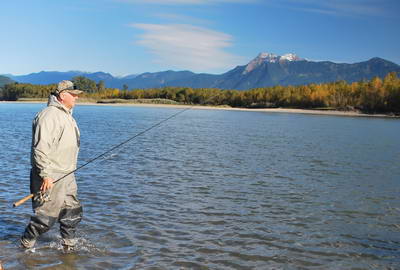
[0,75,14,87]
[123,70,196,88]
[5,53,400,90]
[6,70,198,89]
[6,71,114,85]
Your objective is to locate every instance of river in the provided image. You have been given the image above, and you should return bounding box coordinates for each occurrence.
[0,103,399,269]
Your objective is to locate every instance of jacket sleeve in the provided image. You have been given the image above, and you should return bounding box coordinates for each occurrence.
[31,113,60,179]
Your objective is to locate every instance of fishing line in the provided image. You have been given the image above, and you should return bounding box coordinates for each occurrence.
[13,105,194,207]
[53,105,193,184]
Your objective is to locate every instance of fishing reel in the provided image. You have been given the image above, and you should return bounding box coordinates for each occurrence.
[33,191,51,206]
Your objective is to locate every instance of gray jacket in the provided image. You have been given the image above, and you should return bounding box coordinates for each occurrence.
[31,95,80,179]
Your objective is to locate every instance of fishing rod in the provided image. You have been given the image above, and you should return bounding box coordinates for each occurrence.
[13,105,194,207]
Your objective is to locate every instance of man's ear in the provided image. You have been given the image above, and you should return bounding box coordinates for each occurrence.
[57,93,64,102]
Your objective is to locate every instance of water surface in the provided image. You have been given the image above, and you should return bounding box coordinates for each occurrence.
[0,103,399,269]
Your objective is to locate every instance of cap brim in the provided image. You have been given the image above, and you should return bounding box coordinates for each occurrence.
[65,90,83,95]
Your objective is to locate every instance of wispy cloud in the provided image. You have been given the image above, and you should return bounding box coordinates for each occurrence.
[131,23,241,72]
[153,13,212,25]
[280,0,390,17]
[118,0,254,5]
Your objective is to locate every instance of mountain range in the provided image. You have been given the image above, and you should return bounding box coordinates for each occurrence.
[3,53,400,90]
[0,75,15,87]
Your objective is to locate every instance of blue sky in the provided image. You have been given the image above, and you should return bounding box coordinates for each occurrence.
[1,0,399,76]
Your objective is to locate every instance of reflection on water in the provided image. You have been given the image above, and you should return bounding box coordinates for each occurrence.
[1,103,399,269]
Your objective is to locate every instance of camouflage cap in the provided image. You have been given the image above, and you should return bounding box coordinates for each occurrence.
[55,80,83,95]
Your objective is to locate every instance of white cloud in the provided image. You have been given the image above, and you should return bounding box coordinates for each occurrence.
[281,0,389,17]
[131,23,241,72]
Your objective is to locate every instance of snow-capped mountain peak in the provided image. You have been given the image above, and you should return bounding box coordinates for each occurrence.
[243,52,303,74]
[281,53,302,61]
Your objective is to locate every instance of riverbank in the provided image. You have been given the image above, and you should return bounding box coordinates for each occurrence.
[1,100,398,118]
[86,103,397,118]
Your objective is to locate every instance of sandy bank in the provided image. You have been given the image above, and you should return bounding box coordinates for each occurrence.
[2,100,398,118]
[54,101,400,118]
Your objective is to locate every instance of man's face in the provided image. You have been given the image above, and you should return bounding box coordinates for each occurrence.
[60,91,79,109]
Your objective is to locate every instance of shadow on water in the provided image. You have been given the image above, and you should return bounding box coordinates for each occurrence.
[13,251,84,270]
[0,226,110,270]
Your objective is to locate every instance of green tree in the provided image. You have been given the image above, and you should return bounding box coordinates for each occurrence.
[97,80,105,92]
[1,83,19,100]
[72,76,97,93]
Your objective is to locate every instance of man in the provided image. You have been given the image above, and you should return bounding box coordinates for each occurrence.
[20,80,84,251]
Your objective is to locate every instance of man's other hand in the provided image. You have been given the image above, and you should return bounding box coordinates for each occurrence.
[40,177,54,192]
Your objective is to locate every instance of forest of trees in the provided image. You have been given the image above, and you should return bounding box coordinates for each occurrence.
[1,73,399,114]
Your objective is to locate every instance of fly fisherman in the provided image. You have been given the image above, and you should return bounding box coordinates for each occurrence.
[20,80,84,251]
